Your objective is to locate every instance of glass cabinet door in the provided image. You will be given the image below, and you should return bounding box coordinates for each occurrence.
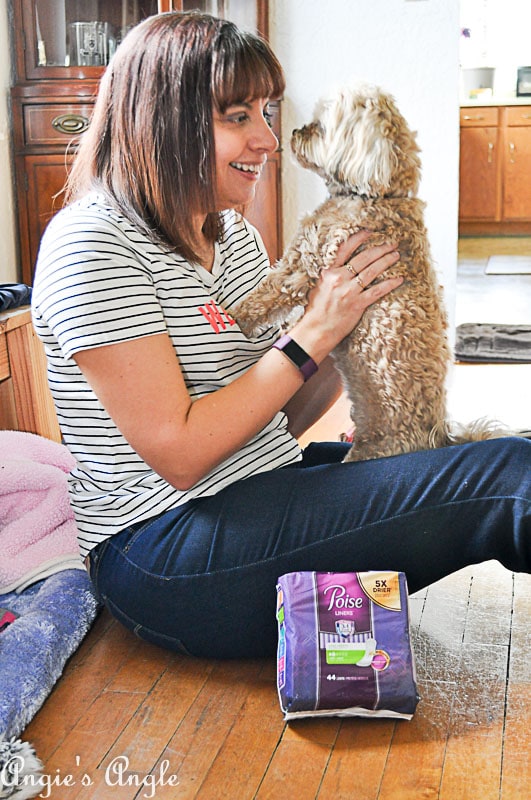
[21,0,159,80]
[17,0,268,80]
[11,0,276,285]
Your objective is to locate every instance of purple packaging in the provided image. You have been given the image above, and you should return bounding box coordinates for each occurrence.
[276,571,419,720]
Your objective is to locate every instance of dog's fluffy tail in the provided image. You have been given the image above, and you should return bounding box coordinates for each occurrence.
[430,417,517,448]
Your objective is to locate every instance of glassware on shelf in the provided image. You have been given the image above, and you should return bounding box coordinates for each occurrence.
[32,0,158,70]
[67,21,116,67]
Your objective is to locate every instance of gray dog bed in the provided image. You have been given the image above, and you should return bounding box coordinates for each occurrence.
[455,323,531,363]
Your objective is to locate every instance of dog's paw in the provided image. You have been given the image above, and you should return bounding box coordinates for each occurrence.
[236,318,263,338]
[231,305,264,338]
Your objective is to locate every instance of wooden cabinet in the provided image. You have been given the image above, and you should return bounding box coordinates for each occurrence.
[0,307,61,441]
[10,83,96,279]
[459,105,531,234]
[459,107,500,222]
[503,106,531,221]
[10,0,280,285]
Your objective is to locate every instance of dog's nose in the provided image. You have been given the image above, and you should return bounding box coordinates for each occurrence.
[293,122,320,139]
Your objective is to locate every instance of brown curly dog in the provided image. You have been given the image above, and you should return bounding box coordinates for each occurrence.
[233,84,506,461]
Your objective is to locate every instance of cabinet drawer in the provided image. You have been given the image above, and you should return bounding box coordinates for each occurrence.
[23,103,93,147]
[460,107,499,126]
[506,106,531,126]
[0,333,9,381]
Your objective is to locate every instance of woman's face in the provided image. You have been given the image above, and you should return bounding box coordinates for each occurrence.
[213,98,278,210]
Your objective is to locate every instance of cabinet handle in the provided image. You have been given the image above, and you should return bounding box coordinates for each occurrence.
[487,141,494,163]
[521,113,531,119]
[462,114,485,121]
[509,142,516,163]
[51,113,90,135]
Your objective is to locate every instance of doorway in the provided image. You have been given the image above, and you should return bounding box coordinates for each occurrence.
[458,0,531,330]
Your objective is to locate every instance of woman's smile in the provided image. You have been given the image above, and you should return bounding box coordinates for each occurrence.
[214,98,278,209]
[229,160,264,177]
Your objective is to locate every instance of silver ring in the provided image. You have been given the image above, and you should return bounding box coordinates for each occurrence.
[354,274,366,290]
[345,262,358,275]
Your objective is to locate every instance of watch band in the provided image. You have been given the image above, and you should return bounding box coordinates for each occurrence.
[272,334,318,382]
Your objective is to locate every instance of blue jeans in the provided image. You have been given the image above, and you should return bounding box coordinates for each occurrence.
[88,437,530,659]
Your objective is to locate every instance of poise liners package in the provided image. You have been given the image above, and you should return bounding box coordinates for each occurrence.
[276,571,419,720]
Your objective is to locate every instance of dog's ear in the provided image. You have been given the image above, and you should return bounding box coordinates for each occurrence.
[323,88,419,196]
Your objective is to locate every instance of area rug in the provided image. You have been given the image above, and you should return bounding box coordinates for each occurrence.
[455,323,531,363]
[0,738,44,799]
[485,255,531,274]
[0,569,99,741]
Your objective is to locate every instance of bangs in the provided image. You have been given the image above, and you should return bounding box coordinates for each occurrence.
[212,27,285,111]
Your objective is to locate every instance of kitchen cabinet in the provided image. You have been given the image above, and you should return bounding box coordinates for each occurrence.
[458,107,500,223]
[459,104,531,234]
[10,0,280,285]
[503,106,531,221]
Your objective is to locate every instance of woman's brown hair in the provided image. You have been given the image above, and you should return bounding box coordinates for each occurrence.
[65,11,285,262]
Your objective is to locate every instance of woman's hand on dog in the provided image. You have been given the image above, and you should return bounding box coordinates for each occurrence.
[289,231,403,360]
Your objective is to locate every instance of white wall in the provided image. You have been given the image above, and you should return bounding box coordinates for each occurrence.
[460,0,531,97]
[0,1,18,282]
[270,0,461,329]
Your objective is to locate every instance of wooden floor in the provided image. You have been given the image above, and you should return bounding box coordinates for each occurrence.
[23,562,531,799]
[22,235,531,798]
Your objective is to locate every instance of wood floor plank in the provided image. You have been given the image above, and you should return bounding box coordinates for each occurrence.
[104,638,176,695]
[437,566,511,800]
[458,235,531,258]
[71,769,145,800]
[254,718,341,800]
[500,571,531,798]
[410,568,473,685]
[317,718,395,800]
[281,717,341,748]
[462,561,513,647]
[147,659,268,799]
[439,644,508,800]
[375,569,478,799]
[500,683,531,799]
[377,680,454,800]
[101,655,215,775]
[508,572,531,682]
[408,590,427,631]
[38,690,146,800]
[190,680,285,799]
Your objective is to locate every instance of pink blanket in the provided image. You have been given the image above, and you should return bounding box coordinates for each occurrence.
[0,431,84,593]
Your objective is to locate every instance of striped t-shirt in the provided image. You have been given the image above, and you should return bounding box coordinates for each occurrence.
[32,193,302,557]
